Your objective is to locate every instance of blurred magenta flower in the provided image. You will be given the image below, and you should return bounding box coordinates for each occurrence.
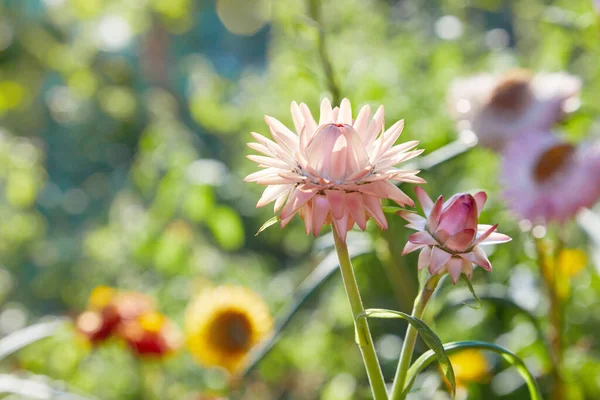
[502,131,600,223]
[448,69,581,150]
[398,188,511,283]
[245,98,424,241]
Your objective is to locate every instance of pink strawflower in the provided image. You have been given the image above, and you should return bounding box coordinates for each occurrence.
[245,98,425,241]
[448,69,581,151]
[398,188,511,283]
[501,131,600,223]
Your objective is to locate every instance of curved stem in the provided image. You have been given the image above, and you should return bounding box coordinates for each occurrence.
[332,226,388,400]
[406,341,543,400]
[390,275,441,400]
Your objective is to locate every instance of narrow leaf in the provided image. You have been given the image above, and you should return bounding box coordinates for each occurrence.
[255,216,280,236]
[0,320,64,360]
[382,206,405,214]
[404,341,543,400]
[460,274,482,309]
[357,308,456,398]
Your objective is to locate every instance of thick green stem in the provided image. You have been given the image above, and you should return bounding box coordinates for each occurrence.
[390,275,441,400]
[331,226,388,400]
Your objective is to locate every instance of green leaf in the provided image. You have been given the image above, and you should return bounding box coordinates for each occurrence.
[404,341,543,400]
[460,274,482,309]
[382,206,405,214]
[357,308,456,398]
[255,215,280,236]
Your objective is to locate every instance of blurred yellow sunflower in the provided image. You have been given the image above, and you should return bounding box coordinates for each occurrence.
[449,349,490,387]
[185,286,273,373]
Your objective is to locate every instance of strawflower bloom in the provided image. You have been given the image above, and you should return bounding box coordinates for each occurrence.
[501,131,600,223]
[448,69,581,151]
[118,311,182,357]
[398,187,511,283]
[185,286,273,373]
[245,98,425,241]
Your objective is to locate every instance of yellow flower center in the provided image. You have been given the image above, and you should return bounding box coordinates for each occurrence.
[489,69,532,112]
[208,311,253,353]
[533,143,575,183]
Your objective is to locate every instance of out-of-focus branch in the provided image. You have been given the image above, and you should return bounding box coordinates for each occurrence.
[308,0,341,105]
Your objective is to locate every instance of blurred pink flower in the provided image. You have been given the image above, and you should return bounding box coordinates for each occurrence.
[448,69,581,151]
[245,98,425,241]
[398,188,511,283]
[501,131,600,223]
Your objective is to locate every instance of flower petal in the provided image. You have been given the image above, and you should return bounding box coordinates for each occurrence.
[247,155,290,169]
[474,191,487,216]
[332,208,351,243]
[429,247,452,274]
[362,194,388,229]
[291,101,304,134]
[319,98,333,125]
[397,211,427,231]
[337,98,352,125]
[279,186,318,220]
[311,195,330,237]
[257,185,291,208]
[299,103,318,138]
[446,257,463,284]
[408,231,438,246]
[460,246,492,271]
[444,229,476,252]
[346,192,368,230]
[265,116,299,152]
[428,195,444,232]
[353,104,371,135]
[403,241,425,255]
[415,186,434,216]
[325,190,346,220]
[418,246,432,270]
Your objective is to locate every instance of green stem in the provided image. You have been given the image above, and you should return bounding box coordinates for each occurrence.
[535,237,564,400]
[390,274,441,400]
[308,0,341,104]
[331,226,388,400]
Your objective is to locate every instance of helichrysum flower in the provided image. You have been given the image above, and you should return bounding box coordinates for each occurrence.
[448,69,581,151]
[398,187,511,283]
[501,131,600,223]
[185,286,273,373]
[245,98,424,241]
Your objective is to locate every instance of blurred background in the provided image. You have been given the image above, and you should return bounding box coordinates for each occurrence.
[0,0,599,399]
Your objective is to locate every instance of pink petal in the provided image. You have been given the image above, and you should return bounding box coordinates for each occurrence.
[372,120,404,161]
[256,175,301,185]
[461,258,474,280]
[319,98,333,125]
[247,155,290,169]
[302,200,313,235]
[474,191,487,216]
[402,241,425,255]
[299,103,317,138]
[460,246,492,271]
[382,181,414,206]
[346,192,368,230]
[446,257,463,284]
[311,195,330,237]
[415,186,434,216]
[257,185,291,208]
[444,229,476,252]
[428,195,444,232]
[478,232,512,246]
[280,213,295,228]
[274,190,289,212]
[244,167,280,182]
[291,101,304,134]
[363,105,384,147]
[418,246,432,270]
[471,224,498,246]
[247,142,272,156]
[397,211,427,230]
[437,194,478,235]
[353,105,371,134]
[429,247,452,274]
[332,208,350,242]
[362,194,388,229]
[265,116,299,152]
[279,186,318,220]
[325,190,346,220]
[337,98,352,125]
[408,231,438,246]
[329,134,348,182]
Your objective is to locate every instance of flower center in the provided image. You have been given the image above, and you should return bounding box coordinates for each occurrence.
[533,143,575,183]
[488,69,532,112]
[208,311,252,353]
